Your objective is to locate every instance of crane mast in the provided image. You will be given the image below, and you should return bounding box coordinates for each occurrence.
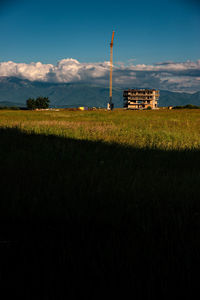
[107,31,115,110]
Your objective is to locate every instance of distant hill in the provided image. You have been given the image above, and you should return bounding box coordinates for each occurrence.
[159,90,200,107]
[0,76,199,108]
[0,101,24,107]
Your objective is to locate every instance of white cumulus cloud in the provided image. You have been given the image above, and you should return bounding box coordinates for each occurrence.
[0,61,53,81]
[0,58,200,92]
[0,59,111,83]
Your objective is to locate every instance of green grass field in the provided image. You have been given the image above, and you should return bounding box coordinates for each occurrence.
[1,109,200,149]
[0,109,200,297]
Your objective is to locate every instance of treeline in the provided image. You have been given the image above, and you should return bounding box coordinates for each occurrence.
[0,106,20,110]
[26,97,50,110]
[173,104,200,109]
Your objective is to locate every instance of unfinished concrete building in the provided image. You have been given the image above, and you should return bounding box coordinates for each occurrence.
[123,89,159,109]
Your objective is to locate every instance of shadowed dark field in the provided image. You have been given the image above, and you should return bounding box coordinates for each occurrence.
[0,127,200,297]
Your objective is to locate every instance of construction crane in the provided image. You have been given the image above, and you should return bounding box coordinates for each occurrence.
[107,31,115,110]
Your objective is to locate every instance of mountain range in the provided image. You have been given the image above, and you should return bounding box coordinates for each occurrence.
[0,76,200,108]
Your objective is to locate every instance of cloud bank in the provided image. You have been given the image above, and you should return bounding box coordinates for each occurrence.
[0,58,200,92]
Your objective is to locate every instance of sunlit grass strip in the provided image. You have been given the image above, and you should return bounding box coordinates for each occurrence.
[0,109,200,150]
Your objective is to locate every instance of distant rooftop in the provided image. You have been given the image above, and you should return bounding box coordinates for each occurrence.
[125,88,159,92]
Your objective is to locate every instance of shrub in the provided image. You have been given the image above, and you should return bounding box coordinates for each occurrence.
[0,106,19,110]
[173,104,200,109]
[10,106,20,110]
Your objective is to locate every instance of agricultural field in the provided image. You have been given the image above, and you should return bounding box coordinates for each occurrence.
[0,108,200,297]
[1,108,200,149]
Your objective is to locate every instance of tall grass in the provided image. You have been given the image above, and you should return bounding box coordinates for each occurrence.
[0,109,200,297]
[0,109,200,149]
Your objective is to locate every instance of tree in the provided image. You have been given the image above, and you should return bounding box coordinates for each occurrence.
[26,98,36,110]
[26,97,50,109]
[35,97,50,109]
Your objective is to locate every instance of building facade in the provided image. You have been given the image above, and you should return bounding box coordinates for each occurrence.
[123,89,159,109]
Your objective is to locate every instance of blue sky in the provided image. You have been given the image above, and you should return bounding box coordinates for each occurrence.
[0,0,199,92]
[0,0,199,64]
